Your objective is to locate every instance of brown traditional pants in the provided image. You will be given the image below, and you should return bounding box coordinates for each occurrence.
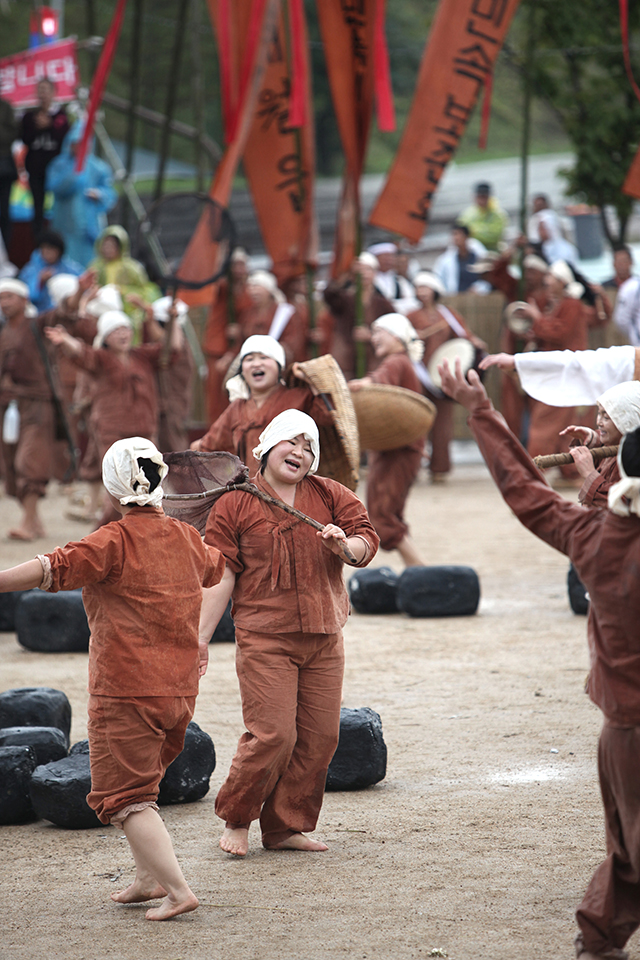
[366,447,422,551]
[215,627,344,847]
[576,723,640,954]
[425,393,455,476]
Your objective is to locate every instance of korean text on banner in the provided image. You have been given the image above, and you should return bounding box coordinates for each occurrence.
[0,39,79,108]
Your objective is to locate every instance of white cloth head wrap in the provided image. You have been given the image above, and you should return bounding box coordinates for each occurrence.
[247,270,285,303]
[523,254,549,273]
[368,242,397,255]
[252,409,320,475]
[226,335,286,401]
[102,437,168,507]
[86,284,123,317]
[413,271,446,297]
[608,429,640,517]
[598,381,640,435]
[549,260,584,299]
[151,295,188,325]
[0,278,29,299]
[47,274,79,306]
[372,313,425,363]
[357,252,379,270]
[93,310,132,348]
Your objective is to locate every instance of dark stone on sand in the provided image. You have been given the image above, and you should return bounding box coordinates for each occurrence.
[158,721,216,805]
[0,745,38,824]
[0,590,29,632]
[69,740,90,756]
[210,600,235,643]
[568,564,589,616]
[0,726,68,767]
[348,567,399,614]
[396,565,480,618]
[30,753,101,829]
[0,688,71,744]
[15,590,90,653]
[326,707,387,792]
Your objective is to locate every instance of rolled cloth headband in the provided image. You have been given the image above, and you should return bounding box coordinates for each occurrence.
[252,409,320,475]
[608,429,640,517]
[598,381,640,435]
[248,270,285,302]
[47,274,79,306]
[102,437,168,507]
[373,313,425,363]
[413,271,446,297]
[226,335,286,401]
[0,278,29,299]
[93,310,132,348]
[151,295,189,325]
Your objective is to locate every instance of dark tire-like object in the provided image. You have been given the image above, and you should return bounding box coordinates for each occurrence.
[349,567,399,614]
[0,745,38,824]
[0,590,29,632]
[568,564,589,616]
[0,726,68,767]
[30,753,101,829]
[15,591,90,653]
[210,600,235,643]
[0,688,71,744]
[69,739,90,756]
[158,721,216,805]
[325,707,387,791]
[396,565,480,618]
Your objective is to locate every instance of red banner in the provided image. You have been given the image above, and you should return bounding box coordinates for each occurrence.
[369,0,520,242]
[0,38,79,108]
[316,0,378,276]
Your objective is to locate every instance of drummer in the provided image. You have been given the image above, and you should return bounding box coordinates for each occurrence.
[407,272,487,482]
[349,314,425,567]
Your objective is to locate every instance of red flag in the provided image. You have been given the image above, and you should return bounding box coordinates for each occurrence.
[369,0,520,242]
[75,0,128,171]
[374,0,395,132]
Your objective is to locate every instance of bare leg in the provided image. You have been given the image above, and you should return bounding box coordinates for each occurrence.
[219,824,249,856]
[397,534,423,568]
[9,493,45,540]
[114,807,198,921]
[268,833,328,852]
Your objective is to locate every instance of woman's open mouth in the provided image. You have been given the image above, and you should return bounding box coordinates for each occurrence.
[284,458,301,470]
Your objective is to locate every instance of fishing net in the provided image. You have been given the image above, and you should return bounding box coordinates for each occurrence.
[162,450,249,535]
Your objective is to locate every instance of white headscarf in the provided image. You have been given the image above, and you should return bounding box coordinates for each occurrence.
[247,270,285,303]
[93,310,132,348]
[0,278,29,299]
[356,252,379,270]
[598,381,640,435]
[226,335,286,402]
[549,260,584,299]
[252,409,320,475]
[373,313,425,363]
[102,437,168,508]
[47,274,79,307]
[151,295,189,325]
[413,271,446,297]
[85,284,123,317]
[608,429,640,517]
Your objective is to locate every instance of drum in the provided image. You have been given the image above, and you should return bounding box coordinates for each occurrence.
[428,338,476,390]
[505,300,534,336]
[350,384,435,451]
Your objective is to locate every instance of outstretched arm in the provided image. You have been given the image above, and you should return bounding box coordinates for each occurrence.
[0,559,44,592]
[478,352,516,372]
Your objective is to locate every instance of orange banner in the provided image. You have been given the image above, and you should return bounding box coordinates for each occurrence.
[240,3,318,284]
[369,0,520,243]
[316,0,377,276]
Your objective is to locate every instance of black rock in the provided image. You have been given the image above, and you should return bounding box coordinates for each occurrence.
[69,739,90,756]
[396,565,480,618]
[568,564,589,616]
[349,567,399,614]
[15,590,90,653]
[29,753,101,829]
[210,600,235,643]
[0,745,38,824]
[326,707,387,792]
[0,590,30,632]
[158,721,216,805]
[0,688,71,744]
[0,726,68,766]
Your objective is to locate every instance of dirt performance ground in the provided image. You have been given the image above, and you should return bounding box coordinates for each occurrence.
[0,462,621,960]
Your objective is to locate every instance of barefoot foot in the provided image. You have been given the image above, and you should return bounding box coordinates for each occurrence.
[8,527,36,542]
[111,880,167,903]
[219,826,249,856]
[268,833,328,852]
[145,891,199,921]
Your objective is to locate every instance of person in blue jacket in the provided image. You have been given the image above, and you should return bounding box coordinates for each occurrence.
[19,230,83,312]
[46,121,117,268]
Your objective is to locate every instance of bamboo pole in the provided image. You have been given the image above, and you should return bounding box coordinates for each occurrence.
[533,445,618,470]
[154,0,190,201]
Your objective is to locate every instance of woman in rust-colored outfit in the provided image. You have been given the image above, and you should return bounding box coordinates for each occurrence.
[200,409,378,855]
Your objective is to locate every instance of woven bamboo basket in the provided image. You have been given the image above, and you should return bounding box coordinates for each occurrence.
[350,384,436,451]
[294,355,360,490]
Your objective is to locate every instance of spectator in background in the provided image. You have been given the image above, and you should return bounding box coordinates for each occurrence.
[603,245,635,290]
[21,78,69,236]
[89,225,158,341]
[367,242,416,313]
[0,94,18,253]
[434,223,489,294]
[613,272,640,347]
[19,230,83,313]
[458,182,508,251]
[46,123,117,270]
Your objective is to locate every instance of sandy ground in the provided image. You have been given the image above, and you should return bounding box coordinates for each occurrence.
[0,453,625,960]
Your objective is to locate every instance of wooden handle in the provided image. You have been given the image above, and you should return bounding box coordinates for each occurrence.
[533,445,619,470]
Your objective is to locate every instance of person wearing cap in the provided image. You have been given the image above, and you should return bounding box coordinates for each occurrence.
[18,230,83,313]
[457,182,508,251]
[45,307,184,526]
[439,358,640,960]
[349,314,426,566]
[323,253,394,379]
[190,334,333,475]
[202,248,253,424]
[0,437,224,920]
[200,409,379,856]
[407,271,486,481]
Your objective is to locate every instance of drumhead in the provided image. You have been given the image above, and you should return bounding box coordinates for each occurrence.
[428,338,475,389]
[505,300,533,335]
